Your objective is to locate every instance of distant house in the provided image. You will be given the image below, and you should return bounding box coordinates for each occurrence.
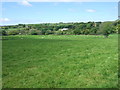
[60,28,69,31]
[25,25,29,28]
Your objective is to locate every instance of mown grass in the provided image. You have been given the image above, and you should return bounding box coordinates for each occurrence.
[2,34,118,88]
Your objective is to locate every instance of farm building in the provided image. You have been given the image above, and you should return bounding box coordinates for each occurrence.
[60,28,69,31]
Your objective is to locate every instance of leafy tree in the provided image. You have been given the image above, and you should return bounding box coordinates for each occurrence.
[45,30,53,35]
[99,22,114,38]
[8,30,19,35]
[2,30,7,36]
[73,29,81,35]
[83,29,90,35]
[78,24,86,29]
[86,23,92,29]
[1,20,118,36]
[90,27,98,35]
[38,30,46,35]
[29,30,39,35]
[54,31,63,35]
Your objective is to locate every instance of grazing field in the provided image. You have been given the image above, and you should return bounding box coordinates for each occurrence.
[2,34,118,88]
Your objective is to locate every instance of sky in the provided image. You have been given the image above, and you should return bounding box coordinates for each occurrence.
[1,1,118,25]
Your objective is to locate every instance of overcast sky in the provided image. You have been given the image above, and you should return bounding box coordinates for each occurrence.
[1,1,118,25]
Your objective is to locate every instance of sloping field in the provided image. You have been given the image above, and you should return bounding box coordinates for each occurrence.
[2,34,118,88]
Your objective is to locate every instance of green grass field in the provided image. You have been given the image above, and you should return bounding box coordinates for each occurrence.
[2,34,118,88]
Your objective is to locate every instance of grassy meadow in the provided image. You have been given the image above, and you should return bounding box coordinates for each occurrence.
[2,34,118,88]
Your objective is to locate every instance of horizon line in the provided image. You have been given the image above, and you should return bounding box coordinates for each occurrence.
[0,20,117,26]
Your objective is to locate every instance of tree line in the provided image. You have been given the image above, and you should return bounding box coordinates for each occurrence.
[1,20,119,38]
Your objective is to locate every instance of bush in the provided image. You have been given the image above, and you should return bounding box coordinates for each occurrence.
[29,30,39,35]
[1,30,7,36]
[73,29,81,35]
[83,29,90,35]
[8,30,19,35]
[54,31,63,35]
[89,27,98,35]
[99,22,114,38]
[65,31,74,35]
[45,30,53,35]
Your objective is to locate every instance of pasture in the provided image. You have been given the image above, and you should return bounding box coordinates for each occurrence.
[2,34,118,88]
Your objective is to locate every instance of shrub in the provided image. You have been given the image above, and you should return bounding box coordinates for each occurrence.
[54,31,63,35]
[45,30,53,35]
[8,30,19,35]
[73,29,81,35]
[89,27,98,35]
[1,30,7,36]
[99,22,114,38]
[29,30,39,35]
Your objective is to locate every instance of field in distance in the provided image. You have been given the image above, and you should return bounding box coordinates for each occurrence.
[2,34,118,88]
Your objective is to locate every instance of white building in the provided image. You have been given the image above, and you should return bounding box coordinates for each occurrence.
[60,28,68,31]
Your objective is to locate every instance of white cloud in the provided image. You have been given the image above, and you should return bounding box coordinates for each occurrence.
[0,18,10,22]
[19,0,32,6]
[86,9,96,12]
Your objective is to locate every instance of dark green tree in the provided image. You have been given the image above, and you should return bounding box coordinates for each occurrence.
[99,22,114,38]
[2,30,7,36]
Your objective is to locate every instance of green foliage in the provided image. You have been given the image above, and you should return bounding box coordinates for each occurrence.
[54,31,63,35]
[83,29,90,35]
[99,22,115,38]
[73,29,81,35]
[1,20,118,36]
[8,30,19,35]
[1,30,7,36]
[86,23,92,29]
[118,24,120,34]
[65,30,74,35]
[89,27,98,35]
[40,30,46,35]
[29,30,39,35]
[45,30,53,35]
[117,20,120,34]
[79,24,86,29]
